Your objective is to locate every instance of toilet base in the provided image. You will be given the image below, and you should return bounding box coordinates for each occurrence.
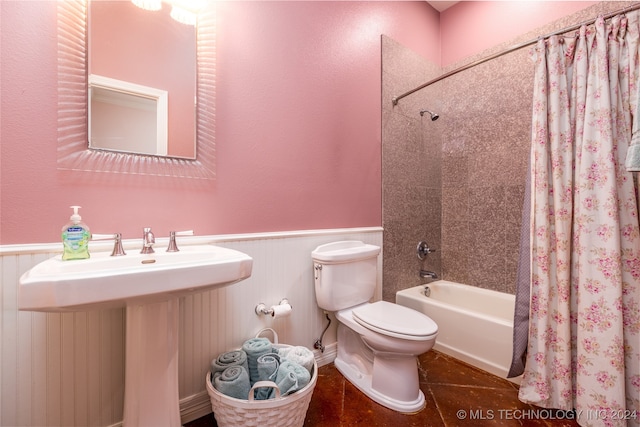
[334,356,426,413]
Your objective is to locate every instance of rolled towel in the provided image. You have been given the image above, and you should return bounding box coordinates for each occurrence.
[275,360,311,396]
[254,353,281,400]
[210,350,249,375]
[242,337,275,385]
[213,366,251,400]
[278,346,315,374]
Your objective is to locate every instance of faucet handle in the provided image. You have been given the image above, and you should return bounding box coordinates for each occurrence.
[417,241,436,260]
[167,230,194,252]
[92,233,127,256]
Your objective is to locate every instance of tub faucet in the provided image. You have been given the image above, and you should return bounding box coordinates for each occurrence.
[141,227,155,254]
[419,270,438,279]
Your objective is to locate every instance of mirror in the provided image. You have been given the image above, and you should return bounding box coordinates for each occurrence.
[88,0,196,159]
[89,75,170,156]
[57,1,216,179]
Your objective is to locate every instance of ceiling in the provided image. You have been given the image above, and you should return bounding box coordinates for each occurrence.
[427,1,459,12]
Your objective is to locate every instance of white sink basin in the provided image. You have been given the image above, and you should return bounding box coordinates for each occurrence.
[19,243,253,426]
[19,244,253,312]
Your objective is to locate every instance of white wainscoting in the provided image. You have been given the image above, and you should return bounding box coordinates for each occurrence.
[0,227,382,426]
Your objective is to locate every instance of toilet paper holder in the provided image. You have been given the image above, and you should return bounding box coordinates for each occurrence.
[255,298,292,316]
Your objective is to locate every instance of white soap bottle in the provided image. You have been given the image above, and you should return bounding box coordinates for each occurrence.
[61,205,91,260]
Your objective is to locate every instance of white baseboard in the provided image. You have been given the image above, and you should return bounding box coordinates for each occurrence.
[314,342,337,367]
[180,390,214,424]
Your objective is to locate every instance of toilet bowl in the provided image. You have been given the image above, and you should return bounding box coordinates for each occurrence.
[311,241,439,413]
[334,301,437,413]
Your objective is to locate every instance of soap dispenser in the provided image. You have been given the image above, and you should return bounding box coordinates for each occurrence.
[61,205,91,260]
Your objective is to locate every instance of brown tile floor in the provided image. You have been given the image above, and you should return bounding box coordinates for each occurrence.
[187,350,580,427]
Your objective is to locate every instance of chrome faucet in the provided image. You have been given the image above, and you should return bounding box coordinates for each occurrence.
[141,227,155,254]
[167,231,179,252]
[166,230,194,252]
[419,270,438,279]
[92,232,126,256]
[111,233,126,256]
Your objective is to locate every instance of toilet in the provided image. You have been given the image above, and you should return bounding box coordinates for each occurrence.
[312,241,438,413]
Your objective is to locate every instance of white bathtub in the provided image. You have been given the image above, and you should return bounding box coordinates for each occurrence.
[396,281,520,383]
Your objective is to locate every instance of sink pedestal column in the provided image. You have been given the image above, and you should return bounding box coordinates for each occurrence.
[123,298,181,427]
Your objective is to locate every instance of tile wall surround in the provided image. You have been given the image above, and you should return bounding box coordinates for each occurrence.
[381,1,635,299]
[0,228,382,426]
[382,36,443,302]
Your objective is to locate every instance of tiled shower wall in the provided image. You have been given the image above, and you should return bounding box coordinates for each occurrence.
[381,1,634,298]
[382,36,442,301]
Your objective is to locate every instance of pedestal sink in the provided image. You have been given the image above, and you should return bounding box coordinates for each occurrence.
[19,244,253,427]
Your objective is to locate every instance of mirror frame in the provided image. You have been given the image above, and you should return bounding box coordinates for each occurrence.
[57,1,216,180]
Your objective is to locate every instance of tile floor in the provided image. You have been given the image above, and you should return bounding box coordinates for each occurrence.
[187,350,580,426]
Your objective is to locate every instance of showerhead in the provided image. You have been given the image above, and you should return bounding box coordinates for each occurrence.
[419,109,439,121]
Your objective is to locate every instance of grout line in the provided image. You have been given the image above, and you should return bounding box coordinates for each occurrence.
[427,382,516,390]
[340,377,346,427]
[426,385,447,427]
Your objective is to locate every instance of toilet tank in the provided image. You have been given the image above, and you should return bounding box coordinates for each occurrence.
[311,241,381,311]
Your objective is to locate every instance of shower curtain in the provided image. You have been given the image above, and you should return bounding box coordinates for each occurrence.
[518,12,640,427]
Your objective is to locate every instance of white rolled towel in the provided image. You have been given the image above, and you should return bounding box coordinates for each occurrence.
[278,346,315,374]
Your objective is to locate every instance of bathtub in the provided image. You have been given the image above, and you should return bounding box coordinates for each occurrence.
[396,281,520,383]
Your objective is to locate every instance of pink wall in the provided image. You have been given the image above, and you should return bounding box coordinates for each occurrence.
[0,1,609,246]
[440,1,598,66]
[0,1,439,245]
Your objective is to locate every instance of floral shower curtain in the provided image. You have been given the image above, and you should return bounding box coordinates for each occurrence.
[518,12,640,427]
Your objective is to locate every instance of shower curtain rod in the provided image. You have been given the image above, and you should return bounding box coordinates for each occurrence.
[391,2,640,106]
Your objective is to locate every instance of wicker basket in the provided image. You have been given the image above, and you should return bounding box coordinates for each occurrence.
[206,333,317,427]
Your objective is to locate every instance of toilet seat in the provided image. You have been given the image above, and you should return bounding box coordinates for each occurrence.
[352,301,438,341]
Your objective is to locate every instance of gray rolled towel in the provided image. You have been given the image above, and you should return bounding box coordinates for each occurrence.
[213,366,251,400]
[242,337,275,385]
[275,360,311,396]
[254,353,281,400]
[210,349,249,375]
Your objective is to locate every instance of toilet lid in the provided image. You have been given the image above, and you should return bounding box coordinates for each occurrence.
[352,301,438,339]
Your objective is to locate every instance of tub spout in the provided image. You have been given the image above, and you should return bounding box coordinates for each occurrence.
[420,270,438,279]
